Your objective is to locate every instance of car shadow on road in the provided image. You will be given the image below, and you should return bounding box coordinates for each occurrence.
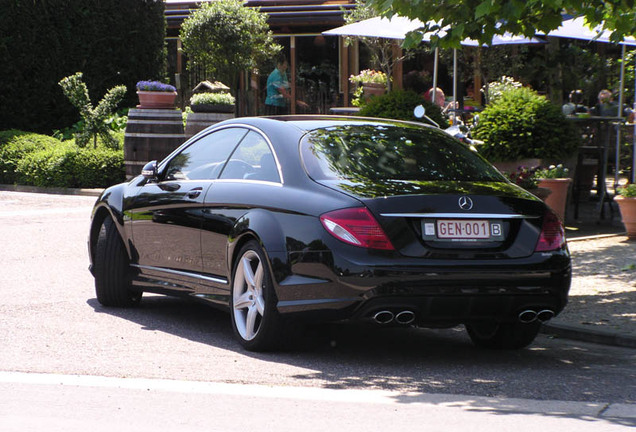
[86,292,635,423]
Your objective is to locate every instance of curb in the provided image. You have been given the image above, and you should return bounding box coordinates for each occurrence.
[566,232,628,242]
[541,322,636,349]
[0,184,104,197]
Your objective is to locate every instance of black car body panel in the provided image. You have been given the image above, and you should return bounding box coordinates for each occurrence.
[89,116,571,333]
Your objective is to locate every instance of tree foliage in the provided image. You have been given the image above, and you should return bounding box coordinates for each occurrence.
[180,0,280,90]
[58,73,126,149]
[366,0,636,48]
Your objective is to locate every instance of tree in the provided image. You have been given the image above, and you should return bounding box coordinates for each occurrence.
[366,0,636,48]
[180,0,281,91]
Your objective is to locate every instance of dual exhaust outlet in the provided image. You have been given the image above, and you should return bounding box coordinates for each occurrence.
[373,308,554,325]
[518,309,555,324]
[373,310,416,325]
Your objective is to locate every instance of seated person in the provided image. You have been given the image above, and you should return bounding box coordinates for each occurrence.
[562,89,589,116]
[591,89,618,117]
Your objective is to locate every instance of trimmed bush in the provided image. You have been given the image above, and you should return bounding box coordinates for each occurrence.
[472,87,580,162]
[1,130,124,188]
[357,90,446,128]
[0,131,62,184]
[15,145,124,188]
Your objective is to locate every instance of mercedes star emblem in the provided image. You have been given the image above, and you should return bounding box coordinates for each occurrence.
[458,196,474,210]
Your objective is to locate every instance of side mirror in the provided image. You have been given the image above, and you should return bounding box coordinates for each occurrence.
[414,104,426,119]
[141,160,158,180]
[413,104,440,129]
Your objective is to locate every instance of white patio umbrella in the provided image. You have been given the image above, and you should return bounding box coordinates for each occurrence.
[323,17,543,111]
[545,17,636,184]
[322,15,427,40]
[322,16,445,102]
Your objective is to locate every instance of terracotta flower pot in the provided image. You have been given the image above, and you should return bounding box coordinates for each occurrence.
[362,83,386,100]
[615,195,636,239]
[137,91,178,109]
[536,178,572,220]
[528,187,552,201]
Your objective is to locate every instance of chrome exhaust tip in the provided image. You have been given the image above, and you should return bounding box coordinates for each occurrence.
[373,310,394,324]
[537,309,555,322]
[395,310,416,325]
[518,310,538,323]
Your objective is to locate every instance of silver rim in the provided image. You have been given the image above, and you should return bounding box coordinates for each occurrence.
[232,249,266,341]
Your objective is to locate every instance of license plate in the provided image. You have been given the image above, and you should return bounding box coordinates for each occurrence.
[422,219,504,241]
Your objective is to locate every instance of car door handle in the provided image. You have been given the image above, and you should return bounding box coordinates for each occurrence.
[187,187,203,199]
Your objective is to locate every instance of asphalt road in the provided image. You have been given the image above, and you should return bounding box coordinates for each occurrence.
[0,190,634,430]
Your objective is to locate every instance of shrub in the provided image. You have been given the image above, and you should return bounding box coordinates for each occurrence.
[15,144,124,188]
[0,129,124,188]
[357,90,446,128]
[472,87,580,162]
[0,131,62,184]
[190,92,235,106]
[59,72,127,149]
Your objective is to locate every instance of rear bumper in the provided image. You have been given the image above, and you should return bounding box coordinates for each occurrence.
[275,251,571,325]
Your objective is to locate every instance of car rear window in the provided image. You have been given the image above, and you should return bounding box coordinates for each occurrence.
[301,124,505,183]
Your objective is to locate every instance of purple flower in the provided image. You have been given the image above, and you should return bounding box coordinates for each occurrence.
[136,80,176,92]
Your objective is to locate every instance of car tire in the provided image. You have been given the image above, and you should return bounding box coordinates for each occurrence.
[465,320,541,349]
[230,240,286,351]
[94,217,141,307]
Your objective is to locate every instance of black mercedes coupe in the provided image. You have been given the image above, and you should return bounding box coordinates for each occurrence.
[88,116,571,351]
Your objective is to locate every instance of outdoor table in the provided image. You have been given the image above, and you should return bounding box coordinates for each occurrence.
[567,116,623,221]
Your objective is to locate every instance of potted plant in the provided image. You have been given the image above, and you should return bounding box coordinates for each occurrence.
[534,164,572,220]
[136,80,178,109]
[190,92,235,113]
[349,69,388,105]
[616,183,636,239]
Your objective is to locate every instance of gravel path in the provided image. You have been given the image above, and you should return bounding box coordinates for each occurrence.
[553,235,636,337]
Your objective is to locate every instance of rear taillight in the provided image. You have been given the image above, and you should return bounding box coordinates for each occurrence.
[320,207,395,250]
[535,210,566,252]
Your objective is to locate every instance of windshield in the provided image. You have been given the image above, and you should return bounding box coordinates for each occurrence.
[301,124,506,183]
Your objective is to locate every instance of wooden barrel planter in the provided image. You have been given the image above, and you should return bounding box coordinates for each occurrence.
[124,109,185,179]
[185,111,235,139]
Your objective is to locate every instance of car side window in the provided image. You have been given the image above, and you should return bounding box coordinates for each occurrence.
[219,131,280,182]
[163,127,248,181]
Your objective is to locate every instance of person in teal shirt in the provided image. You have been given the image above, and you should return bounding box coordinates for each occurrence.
[265,55,291,115]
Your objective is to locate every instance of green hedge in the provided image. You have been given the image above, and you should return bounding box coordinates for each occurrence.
[1,131,124,188]
[357,90,446,128]
[0,0,166,134]
[472,87,580,162]
[0,131,62,184]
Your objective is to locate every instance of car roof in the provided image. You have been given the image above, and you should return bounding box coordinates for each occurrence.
[219,115,438,134]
